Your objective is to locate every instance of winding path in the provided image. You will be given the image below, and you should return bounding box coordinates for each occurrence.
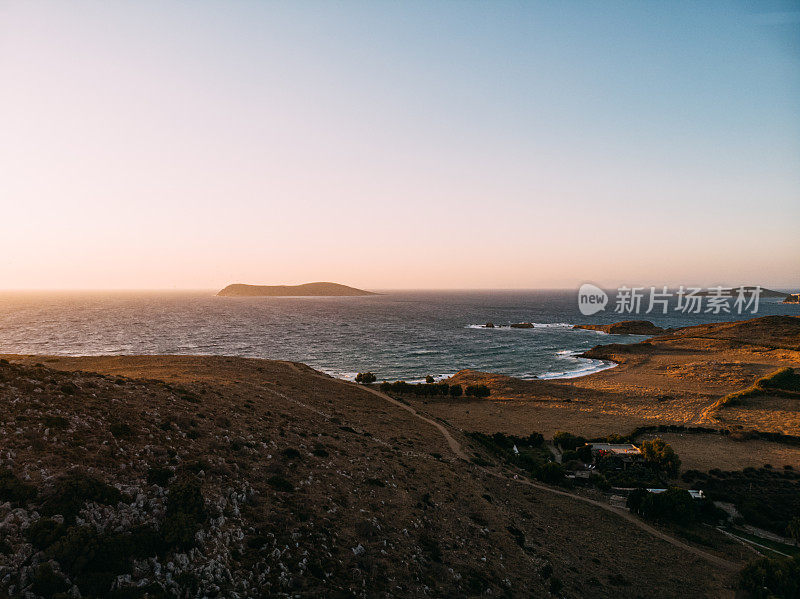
[285,362,741,572]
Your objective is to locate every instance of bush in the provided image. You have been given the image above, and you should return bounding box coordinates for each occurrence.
[161,477,206,550]
[465,385,490,398]
[267,475,294,492]
[59,382,78,395]
[26,518,67,550]
[45,524,162,596]
[30,563,69,596]
[537,462,565,484]
[553,431,587,451]
[355,372,376,384]
[146,466,173,487]
[40,472,123,523]
[449,384,463,397]
[738,555,800,599]
[43,415,69,429]
[110,422,134,439]
[379,380,454,398]
[700,466,800,535]
[0,469,37,505]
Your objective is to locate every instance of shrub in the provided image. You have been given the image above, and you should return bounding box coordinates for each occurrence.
[536,462,565,484]
[43,415,69,429]
[738,555,800,599]
[59,382,78,395]
[109,423,134,439]
[0,469,37,505]
[40,472,123,523]
[45,524,162,596]
[267,475,294,492]
[161,477,206,550]
[26,518,67,550]
[701,467,800,535]
[355,372,376,384]
[553,431,587,451]
[379,380,453,397]
[146,466,173,487]
[449,384,463,397]
[30,563,69,596]
[465,385,490,398]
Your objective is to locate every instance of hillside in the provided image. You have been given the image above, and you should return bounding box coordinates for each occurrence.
[0,355,739,598]
[217,282,376,297]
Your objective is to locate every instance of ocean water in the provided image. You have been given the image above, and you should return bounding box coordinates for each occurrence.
[0,290,796,382]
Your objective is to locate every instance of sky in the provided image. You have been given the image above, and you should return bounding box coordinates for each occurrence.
[1,0,799,290]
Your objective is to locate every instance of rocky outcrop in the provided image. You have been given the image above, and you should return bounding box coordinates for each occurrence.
[509,322,535,329]
[783,294,800,304]
[574,320,665,335]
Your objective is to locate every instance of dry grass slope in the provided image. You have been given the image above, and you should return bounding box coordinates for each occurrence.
[0,354,741,598]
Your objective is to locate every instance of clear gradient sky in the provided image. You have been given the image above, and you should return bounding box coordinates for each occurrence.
[1,1,799,290]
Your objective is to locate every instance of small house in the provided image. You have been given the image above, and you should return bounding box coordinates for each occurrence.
[587,443,643,468]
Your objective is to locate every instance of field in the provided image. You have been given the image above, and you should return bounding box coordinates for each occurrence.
[636,432,799,472]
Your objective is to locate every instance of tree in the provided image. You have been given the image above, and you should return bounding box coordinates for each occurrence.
[553,431,587,451]
[640,438,681,478]
[355,372,376,385]
[632,488,697,525]
[626,488,648,514]
[787,516,800,546]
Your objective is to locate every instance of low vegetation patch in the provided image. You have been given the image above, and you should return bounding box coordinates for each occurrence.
[0,469,37,505]
[468,432,563,483]
[738,554,800,599]
[39,471,124,523]
[380,380,471,398]
[717,367,800,408]
[626,488,723,526]
[683,466,800,536]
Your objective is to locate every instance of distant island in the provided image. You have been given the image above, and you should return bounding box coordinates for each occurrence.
[217,282,377,297]
[784,293,800,304]
[696,286,786,298]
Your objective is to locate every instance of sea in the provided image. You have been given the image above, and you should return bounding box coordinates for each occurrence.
[0,290,796,382]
